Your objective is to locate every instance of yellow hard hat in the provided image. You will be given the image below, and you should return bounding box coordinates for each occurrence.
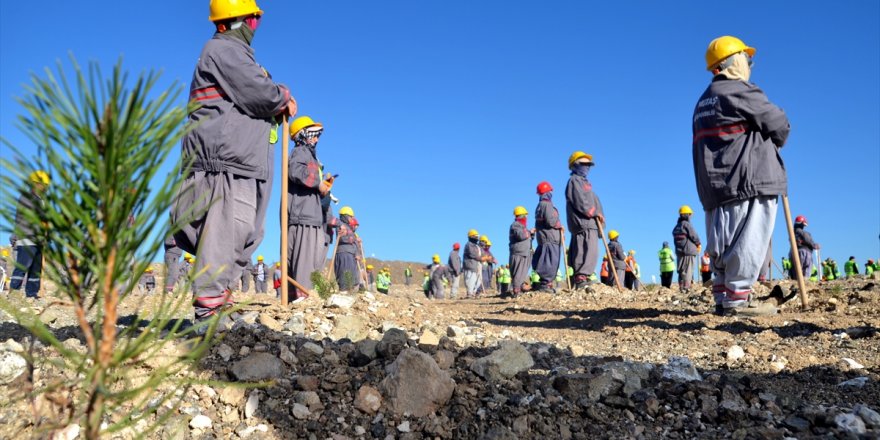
[257,255,264,261]
[568,151,594,168]
[145,267,153,273]
[29,170,50,186]
[705,36,755,71]
[290,116,322,137]
[628,250,636,256]
[184,253,192,260]
[486,239,493,246]
[609,230,619,240]
[1,249,8,257]
[679,205,694,215]
[275,262,281,267]
[209,0,263,22]
[367,264,374,270]
[432,254,441,263]
[339,206,354,217]
[513,206,528,216]
[480,235,489,244]
[468,229,479,238]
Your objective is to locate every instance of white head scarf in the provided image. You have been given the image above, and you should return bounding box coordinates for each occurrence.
[717,52,752,82]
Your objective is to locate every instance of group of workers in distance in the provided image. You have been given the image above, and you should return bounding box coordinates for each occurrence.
[2,0,877,328]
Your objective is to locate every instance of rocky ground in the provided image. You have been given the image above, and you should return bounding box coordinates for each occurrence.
[0,275,878,439]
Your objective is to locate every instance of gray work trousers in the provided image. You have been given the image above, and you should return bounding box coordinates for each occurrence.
[172,172,270,319]
[164,245,181,292]
[335,252,360,291]
[509,253,530,293]
[255,278,267,293]
[532,243,560,286]
[705,196,778,308]
[569,229,599,281]
[448,274,460,299]
[676,253,695,290]
[240,270,250,292]
[463,270,480,297]
[288,224,325,298]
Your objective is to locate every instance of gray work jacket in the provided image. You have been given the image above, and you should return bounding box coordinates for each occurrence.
[565,174,603,234]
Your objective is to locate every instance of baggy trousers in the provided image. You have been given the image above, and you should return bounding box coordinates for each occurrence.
[509,253,530,293]
[569,229,599,281]
[449,274,460,299]
[172,172,270,320]
[789,248,812,280]
[335,252,360,291]
[676,253,694,290]
[10,245,42,298]
[532,243,560,286]
[705,196,777,309]
[240,270,250,292]
[164,244,182,292]
[288,224,325,298]
[463,270,480,297]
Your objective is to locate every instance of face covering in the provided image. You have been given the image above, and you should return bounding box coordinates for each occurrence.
[516,217,528,226]
[540,192,552,201]
[222,19,255,45]
[717,52,752,82]
[572,164,591,178]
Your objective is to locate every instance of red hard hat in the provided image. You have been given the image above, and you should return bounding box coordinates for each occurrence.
[536,181,553,195]
[795,215,807,224]
[453,242,461,250]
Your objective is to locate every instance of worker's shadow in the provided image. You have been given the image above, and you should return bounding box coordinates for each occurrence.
[479,307,706,333]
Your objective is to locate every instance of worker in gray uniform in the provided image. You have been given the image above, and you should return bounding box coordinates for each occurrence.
[789,215,819,280]
[606,230,626,288]
[428,254,451,300]
[565,152,605,290]
[9,171,49,298]
[171,0,297,327]
[334,206,361,291]
[672,205,701,293]
[448,243,462,299]
[462,230,484,298]
[509,206,533,298]
[533,181,563,293]
[694,36,790,316]
[287,116,331,303]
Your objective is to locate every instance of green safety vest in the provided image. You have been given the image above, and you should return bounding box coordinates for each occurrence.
[823,264,835,280]
[501,268,512,283]
[809,268,818,282]
[422,276,430,290]
[866,264,874,276]
[377,273,391,289]
[782,258,792,270]
[530,272,540,282]
[658,248,675,272]
[405,268,412,277]
[844,260,858,276]
[555,269,563,282]
[567,266,574,277]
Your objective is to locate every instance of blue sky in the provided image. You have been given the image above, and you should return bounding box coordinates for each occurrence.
[1,1,878,280]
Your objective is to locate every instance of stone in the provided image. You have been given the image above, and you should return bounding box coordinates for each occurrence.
[189,414,212,429]
[294,391,323,412]
[325,294,357,309]
[661,356,702,382]
[0,339,24,353]
[216,343,233,362]
[838,377,869,388]
[238,311,259,325]
[219,386,245,405]
[299,342,325,362]
[377,328,408,359]
[297,375,320,391]
[279,344,298,366]
[719,385,748,415]
[380,348,455,417]
[397,421,410,433]
[259,314,283,332]
[236,424,269,438]
[726,345,745,362]
[840,358,865,370]
[418,330,440,347]
[331,315,368,341]
[855,405,880,428]
[471,341,534,381]
[447,325,467,338]
[239,346,250,357]
[354,385,383,414]
[245,392,260,419]
[434,350,455,370]
[229,353,284,382]
[834,413,866,435]
[769,361,786,373]
[783,415,810,432]
[0,351,27,384]
[51,423,80,440]
[284,315,307,334]
[292,403,311,420]
[569,345,586,357]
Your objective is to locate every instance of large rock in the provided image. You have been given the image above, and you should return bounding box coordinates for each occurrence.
[834,413,866,435]
[0,351,27,384]
[377,328,408,359]
[325,294,357,309]
[471,341,534,381]
[284,314,306,334]
[855,405,880,428]
[230,353,284,382]
[661,356,702,382]
[380,349,455,417]
[331,315,368,341]
[259,314,283,332]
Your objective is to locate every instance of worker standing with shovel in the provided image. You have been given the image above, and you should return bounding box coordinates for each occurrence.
[565,151,606,291]
[172,0,297,329]
[693,36,791,316]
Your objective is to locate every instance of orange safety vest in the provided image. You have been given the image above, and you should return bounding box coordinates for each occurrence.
[600,260,609,277]
[701,255,710,272]
[625,256,635,272]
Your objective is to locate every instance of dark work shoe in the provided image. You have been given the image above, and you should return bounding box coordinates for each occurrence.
[714,304,724,316]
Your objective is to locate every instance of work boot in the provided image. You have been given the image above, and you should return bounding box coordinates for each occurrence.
[713,304,724,316]
[728,301,778,317]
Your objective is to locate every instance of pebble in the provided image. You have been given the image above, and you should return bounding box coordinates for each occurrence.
[727,345,745,362]
[189,414,212,429]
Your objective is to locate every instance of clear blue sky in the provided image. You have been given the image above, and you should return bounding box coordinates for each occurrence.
[1,1,878,281]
